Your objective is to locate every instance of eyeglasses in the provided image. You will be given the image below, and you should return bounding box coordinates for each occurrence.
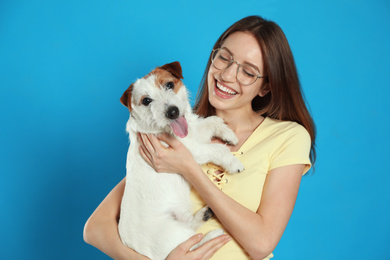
[211,48,266,86]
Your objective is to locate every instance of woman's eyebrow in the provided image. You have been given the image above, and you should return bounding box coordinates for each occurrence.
[221,47,261,72]
[221,46,234,56]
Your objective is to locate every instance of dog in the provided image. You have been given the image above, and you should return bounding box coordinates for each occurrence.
[118,61,244,260]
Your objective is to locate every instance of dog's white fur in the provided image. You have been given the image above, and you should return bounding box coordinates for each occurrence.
[118,62,244,260]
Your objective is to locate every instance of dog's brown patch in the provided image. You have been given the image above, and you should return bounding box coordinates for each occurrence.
[160,61,183,79]
[120,62,184,110]
[120,83,134,111]
[152,68,183,94]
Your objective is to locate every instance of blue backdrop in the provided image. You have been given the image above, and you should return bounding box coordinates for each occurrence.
[1,0,389,259]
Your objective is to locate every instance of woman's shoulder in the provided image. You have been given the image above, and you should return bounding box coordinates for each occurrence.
[241,117,310,151]
[263,117,309,137]
[263,118,312,173]
[256,117,311,148]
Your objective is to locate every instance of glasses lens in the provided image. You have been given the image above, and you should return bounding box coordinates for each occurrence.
[238,64,259,85]
[212,49,231,70]
[211,48,261,85]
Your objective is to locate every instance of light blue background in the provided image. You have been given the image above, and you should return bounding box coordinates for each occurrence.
[1,0,389,259]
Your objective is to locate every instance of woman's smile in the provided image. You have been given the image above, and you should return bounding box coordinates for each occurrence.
[214,80,238,99]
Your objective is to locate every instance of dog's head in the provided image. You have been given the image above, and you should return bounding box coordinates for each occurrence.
[120,61,191,138]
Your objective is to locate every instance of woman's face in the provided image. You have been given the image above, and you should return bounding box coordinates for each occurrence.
[207,31,267,114]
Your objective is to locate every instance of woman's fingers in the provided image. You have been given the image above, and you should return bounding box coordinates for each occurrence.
[137,132,193,174]
[139,143,153,166]
[155,133,179,148]
[139,133,156,153]
[138,133,173,172]
[166,234,204,260]
[139,132,181,154]
[166,233,231,260]
[181,233,205,252]
[138,134,153,162]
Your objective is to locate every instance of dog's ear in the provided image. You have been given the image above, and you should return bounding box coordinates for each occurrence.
[160,61,183,79]
[120,83,134,109]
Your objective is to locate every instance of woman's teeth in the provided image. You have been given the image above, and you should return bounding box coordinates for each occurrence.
[216,82,237,95]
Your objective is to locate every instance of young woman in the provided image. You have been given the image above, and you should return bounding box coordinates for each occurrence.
[84,16,316,260]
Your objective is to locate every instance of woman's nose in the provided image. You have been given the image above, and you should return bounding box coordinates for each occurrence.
[221,63,238,83]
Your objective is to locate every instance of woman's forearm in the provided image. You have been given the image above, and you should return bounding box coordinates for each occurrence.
[186,165,270,259]
[84,216,149,260]
[83,178,150,260]
[185,164,304,260]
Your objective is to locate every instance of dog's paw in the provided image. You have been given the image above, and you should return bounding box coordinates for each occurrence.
[190,229,225,251]
[194,206,214,223]
[202,207,214,221]
[222,137,239,146]
[203,229,225,241]
[223,157,245,174]
[207,116,239,146]
[190,206,215,231]
[220,129,239,146]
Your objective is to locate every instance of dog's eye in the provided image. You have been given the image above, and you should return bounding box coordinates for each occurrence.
[165,82,174,90]
[141,97,153,106]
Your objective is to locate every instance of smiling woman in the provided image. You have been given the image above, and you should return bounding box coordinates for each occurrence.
[207,32,268,113]
[84,15,316,260]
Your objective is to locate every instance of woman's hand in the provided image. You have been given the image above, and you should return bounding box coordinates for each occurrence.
[138,133,198,178]
[166,233,231,260]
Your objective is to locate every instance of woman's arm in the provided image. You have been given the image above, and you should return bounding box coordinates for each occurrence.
[139,133,304,260]
[84,177,231,260]
[83,177,149,260]
[188,163,304,259]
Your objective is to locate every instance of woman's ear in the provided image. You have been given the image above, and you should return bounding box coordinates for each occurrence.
[259,83,270,97]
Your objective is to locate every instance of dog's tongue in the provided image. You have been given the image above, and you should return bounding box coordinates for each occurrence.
[170,116,188,138]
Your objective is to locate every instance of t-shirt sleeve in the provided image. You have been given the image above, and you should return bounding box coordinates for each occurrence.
[269,124,312,175]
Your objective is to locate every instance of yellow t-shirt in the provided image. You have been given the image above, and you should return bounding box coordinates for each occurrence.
[190,117,312,259]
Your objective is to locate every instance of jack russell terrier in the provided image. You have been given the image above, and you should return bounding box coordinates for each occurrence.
[118,61,244,260]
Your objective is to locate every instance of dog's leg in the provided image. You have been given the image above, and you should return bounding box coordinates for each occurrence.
[192,143,244,174]
[171,208,195,226]
[172,205,214,231]
[196,116,239,145]
[189,206,214,231]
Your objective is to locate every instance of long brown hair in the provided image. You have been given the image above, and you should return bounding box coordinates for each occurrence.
[193,15,316,168]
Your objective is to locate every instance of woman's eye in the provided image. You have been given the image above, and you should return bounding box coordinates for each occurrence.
[243,69,255,78]
[165,82,174,90]
[218,55,230,62]
[142,97,153,106]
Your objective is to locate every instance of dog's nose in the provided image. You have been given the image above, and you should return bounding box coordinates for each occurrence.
[165,106,179,120]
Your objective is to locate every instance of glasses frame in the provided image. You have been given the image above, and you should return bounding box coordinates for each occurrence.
[211,48,266,86]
